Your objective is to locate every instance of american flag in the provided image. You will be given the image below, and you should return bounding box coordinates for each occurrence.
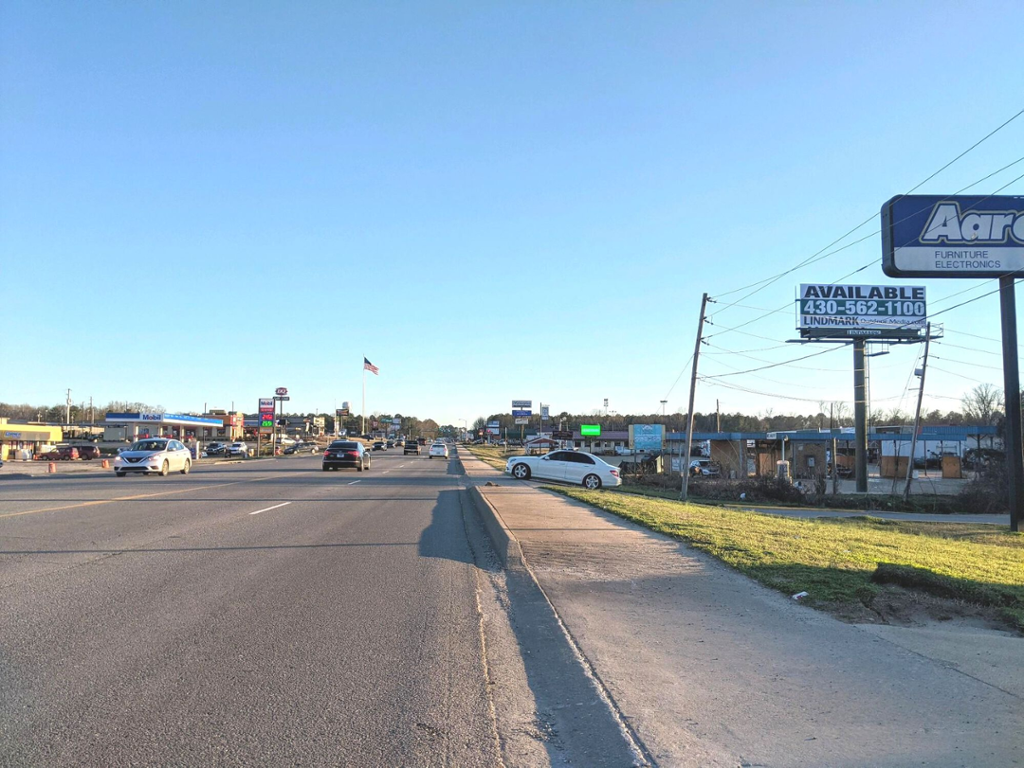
[363,357,379,375]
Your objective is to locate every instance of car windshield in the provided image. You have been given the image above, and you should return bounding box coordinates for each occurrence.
[132,440,167,452]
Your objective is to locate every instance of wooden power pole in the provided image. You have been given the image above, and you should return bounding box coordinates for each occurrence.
[903,323,931,501]
[681,293,709,501]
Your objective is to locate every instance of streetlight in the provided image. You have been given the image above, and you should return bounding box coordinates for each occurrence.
[660,400,668,416]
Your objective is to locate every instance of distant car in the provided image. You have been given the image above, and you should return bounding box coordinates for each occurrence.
[394,439,404,447]
[417,438,427,446]
[689,459,721,477]
[113,438,192,477]
[614,445,635,456]
[428,443,449,460]
[225,442,251,458]
[505,450,621,490]
[284,442,317,454]
[40,446,79,461]
[205,442,227,456]
[322,440,370,471]
[404,440,420,455]
[372,441,387,451]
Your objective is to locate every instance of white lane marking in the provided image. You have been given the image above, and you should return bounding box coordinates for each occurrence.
[249,501,292,516]
[348,480,361,485]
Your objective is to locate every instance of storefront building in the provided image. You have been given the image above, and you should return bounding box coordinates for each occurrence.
[0,421,64,461]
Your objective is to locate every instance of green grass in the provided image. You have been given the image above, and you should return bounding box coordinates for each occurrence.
[464,443,515,471]
[550,487,1024,631]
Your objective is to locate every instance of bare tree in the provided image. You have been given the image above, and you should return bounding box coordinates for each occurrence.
[961,384,1003,425]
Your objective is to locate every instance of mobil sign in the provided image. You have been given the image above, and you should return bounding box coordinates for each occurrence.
[882,195,1024,277]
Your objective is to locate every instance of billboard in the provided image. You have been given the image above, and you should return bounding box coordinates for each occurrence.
[797,284,926,339]
[882,195,1024,278]
[629,424,665,452]
[514,417,529,425]
[512,400,532,409]
[511,409,532,418]
[540,405,549,420]
[580,424,601,436]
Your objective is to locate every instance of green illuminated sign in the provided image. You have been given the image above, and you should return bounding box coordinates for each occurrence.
[580,424,601,436]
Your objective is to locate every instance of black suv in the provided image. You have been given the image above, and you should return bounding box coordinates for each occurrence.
[404,440,420,455]
[322,441,370,472]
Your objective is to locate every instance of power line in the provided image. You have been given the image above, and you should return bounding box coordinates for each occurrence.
[711,108,1024,306]
[708,164,1024,340]
[703,345,845,379]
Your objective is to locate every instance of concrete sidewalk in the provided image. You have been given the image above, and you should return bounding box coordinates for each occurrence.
[460,450,1024,768]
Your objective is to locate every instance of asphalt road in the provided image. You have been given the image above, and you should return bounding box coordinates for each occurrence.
[0,451,516,766]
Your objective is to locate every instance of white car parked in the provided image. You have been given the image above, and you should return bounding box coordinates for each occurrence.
[225,442,251,458]
[114,438,192,477]
[505,450,621,490]
[428,443,449,459]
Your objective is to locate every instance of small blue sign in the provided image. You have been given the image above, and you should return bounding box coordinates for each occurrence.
[882,194,1024,277]
[512,409,532,418]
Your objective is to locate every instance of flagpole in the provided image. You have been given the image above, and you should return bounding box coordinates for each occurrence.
[362,359,366,436]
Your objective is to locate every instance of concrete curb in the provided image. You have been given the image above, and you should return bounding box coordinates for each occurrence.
[467,485,525,570]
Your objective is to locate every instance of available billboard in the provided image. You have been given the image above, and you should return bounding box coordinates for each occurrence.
[882,195,1024,278]
[629,424,665,452]
[580,424,601,437]
[797,284,926,339]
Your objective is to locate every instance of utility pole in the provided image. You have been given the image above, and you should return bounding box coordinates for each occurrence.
[716,399,721,433]
[853,340,869,494]
[999,277,1023,532]
[681,293,709,501]
[903,323,931,502]
[830,403,838,496]
[65,388,72,426]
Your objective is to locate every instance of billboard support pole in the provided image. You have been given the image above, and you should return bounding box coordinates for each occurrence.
[853,340,869,493]
[903,323,931,501]
[681,293,708,501]
[999,277,1023,533]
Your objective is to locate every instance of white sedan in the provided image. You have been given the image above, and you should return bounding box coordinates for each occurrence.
[505,450,621,490]
[428,443,449,459]
[114,438,192,477]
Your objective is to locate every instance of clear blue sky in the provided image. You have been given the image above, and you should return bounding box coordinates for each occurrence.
[3,1,1023,425]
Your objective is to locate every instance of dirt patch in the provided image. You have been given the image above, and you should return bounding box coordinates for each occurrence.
[818,584,1016,634]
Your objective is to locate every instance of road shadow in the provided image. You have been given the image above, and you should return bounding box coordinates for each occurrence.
[416,489,473,564]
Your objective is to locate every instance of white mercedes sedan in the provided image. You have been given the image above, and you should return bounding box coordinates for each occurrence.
[505,450,621,489]
[113,438,192,477]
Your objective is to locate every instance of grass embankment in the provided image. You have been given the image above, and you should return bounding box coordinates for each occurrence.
[464,444,514,471]
[551,487,1024,631]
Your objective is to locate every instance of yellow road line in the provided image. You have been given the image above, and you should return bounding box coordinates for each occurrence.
[0,473,302,520]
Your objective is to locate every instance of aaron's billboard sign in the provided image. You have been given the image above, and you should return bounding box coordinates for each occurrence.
[882,195,1024,278]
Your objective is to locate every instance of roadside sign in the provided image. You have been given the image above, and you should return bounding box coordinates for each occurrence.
[552,430,573,440]
[797,284,926,339]
[512,400,532,409]
[514,417,529,425]
[580,424,601,437]
[629,424,665,451]
[882,195,1024,278]
[540,405,549,420]
[512,409,532,418]
[259,398,275,431]
[276,387,288,396]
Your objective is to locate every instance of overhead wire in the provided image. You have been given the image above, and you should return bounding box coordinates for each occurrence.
[710,107,1024,308]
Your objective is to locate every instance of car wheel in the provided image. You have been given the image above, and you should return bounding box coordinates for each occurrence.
[512,463,531,480]
[583,474,602,490]
[180,459,191,475]
[160,460,169,477]
[322,465,329,471]
[115,471,125,478]
[358,464,363,472]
